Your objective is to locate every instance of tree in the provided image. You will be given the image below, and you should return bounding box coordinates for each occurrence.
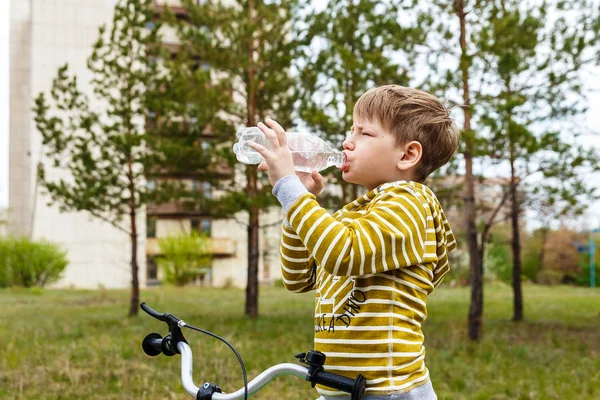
[297,0,426,207]
[425,0,495,341]
[425,0,600,338]
[475,0,600,320]
[33,0,161,316]
[162,0,302,317]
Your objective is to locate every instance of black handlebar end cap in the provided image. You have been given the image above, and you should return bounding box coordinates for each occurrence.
[351,374,366,400]
[142,332,163,357]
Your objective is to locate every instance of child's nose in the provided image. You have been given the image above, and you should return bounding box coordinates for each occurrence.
[343,138,355,151]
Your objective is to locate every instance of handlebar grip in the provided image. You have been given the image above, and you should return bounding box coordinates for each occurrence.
[141,302,167,321]
[312,370,366,400]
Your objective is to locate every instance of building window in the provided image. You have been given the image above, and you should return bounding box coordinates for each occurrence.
[192,180,212,200]
[191,218,211,235]
[147,218,156,238]
[147,256,158,281]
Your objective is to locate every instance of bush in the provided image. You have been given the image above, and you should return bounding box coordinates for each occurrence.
[536,269,564,285]
[157,232,212,286]
[484,242,512,284]
[0,242,8,288]
[0,237,68,287]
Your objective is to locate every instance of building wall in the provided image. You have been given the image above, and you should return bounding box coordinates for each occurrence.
[9,1,33,237]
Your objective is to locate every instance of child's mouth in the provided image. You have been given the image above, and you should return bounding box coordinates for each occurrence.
[340,161,350,172]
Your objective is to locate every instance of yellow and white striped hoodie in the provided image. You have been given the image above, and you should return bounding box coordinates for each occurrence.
[279,180,456,397]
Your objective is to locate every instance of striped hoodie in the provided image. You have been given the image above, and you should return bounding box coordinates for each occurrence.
[280,181,456,397]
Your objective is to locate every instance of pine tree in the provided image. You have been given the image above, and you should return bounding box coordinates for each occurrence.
[428,0,600,336]
[297,0,427,206]
[426,0,499,340]
[33,0,161,316]
[162,0,302,317]
[475,0,600,321]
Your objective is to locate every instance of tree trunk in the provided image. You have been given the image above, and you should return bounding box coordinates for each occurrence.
[244,0,259,318]
[129,205,139,317]
[509,146,523,321]
[456,0,483,341]
[246,204,260,318]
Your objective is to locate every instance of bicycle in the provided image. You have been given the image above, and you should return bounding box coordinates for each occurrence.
[140,302,366,400]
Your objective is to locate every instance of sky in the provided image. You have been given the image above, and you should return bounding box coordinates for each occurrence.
[0,1,599,226]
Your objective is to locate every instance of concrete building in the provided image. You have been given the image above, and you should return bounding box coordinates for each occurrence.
[9,0,283,289]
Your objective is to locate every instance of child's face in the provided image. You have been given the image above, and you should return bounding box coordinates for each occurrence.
[341,116,405,191]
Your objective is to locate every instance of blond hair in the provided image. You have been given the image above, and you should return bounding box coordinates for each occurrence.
[353,85,460,182]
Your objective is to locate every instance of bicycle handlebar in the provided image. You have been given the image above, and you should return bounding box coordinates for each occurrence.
[140,302,366,400]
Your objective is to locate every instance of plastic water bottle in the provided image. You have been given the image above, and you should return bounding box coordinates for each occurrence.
[233,127,346,173]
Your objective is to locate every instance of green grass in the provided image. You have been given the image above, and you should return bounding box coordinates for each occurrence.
[1,283,599,399]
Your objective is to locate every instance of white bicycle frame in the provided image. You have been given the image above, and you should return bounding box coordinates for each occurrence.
[178,342,310,399]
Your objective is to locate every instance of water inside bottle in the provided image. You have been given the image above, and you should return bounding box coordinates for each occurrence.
[291,151,344,172]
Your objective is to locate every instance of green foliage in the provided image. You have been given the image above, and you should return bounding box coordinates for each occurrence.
[157,0,302,215]
[576,247,600,287]
[484,242,512,284]
[157,232,212,286]
[475,0,600,217]
[522,231,543,282]
[0,237,68,288]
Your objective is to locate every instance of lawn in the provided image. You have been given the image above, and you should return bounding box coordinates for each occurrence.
[0,283,599,399]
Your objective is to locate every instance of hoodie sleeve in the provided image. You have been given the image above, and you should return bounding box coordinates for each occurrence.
[279,223,317,292]
[285,186,445,277]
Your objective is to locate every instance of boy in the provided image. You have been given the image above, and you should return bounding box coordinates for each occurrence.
[249,85,459,399]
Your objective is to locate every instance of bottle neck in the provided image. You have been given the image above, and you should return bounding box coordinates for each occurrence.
[328,151,346,168]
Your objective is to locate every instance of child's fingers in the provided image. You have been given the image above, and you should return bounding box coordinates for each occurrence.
[257,122,279,149]
[258,161,268,171]
[265,117,287,147]
[311,170,324,191]
[247,141,272,161]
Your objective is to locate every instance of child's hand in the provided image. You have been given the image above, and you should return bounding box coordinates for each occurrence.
[258,164,324,196]
[296,170,324,196]
[248,118,295,186]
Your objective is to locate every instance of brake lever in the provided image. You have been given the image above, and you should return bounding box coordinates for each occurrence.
[141,302,167,321]
[141,302,188,353]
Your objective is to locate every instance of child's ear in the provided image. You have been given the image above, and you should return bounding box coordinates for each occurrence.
[396,141,422,171]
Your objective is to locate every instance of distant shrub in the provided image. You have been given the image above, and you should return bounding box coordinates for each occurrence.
[484,242,512,284]
[537,269,565,285]
[0,237,68,287]
[0,241,8,288]
[157,232,212,286]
